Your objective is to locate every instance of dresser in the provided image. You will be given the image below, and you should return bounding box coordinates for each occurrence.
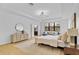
[11,32,28,43]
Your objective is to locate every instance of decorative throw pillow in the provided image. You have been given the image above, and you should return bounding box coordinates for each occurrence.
[42,32,48,36]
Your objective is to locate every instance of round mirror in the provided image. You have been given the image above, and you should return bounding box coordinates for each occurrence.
[15,23,24,32]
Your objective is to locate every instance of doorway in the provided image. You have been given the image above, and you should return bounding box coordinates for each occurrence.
[31,24,38,37]
[34,25,38,36]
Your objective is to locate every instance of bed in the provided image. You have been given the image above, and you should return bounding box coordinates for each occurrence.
[35,35,66,47]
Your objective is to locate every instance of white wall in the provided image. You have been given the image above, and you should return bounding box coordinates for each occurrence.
[0,8,40,45]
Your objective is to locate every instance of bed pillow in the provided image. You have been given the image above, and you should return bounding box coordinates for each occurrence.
[51,32,59,36]
[54,32,59,35]
[48,31,54,35]
[42,32,48,36]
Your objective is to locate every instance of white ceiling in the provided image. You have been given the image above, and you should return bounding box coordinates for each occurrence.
[0,3,79,21]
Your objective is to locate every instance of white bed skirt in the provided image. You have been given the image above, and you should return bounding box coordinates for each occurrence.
[35,38,58,47]
[35,36,65,47]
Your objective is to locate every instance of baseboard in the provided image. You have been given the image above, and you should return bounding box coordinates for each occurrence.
[0,41,11,45]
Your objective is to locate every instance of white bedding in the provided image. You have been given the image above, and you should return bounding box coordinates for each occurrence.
[35,35,66,47]
[35,35,60,47]
[37,35,59,40]
[57,40,65,47]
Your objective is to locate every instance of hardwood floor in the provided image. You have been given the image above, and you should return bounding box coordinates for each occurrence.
[0,39,64,55]
[0,44,26,55]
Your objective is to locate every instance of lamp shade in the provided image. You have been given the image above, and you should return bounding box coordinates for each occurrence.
[68,28,78,36]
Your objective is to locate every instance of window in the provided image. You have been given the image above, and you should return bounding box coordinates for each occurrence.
[45,22,60,32]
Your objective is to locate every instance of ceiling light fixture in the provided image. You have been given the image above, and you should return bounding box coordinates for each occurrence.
[36,10,48,15]
[36,10,62,20]
[37,10,48,16]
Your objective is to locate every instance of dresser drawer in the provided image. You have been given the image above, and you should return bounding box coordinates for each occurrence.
[11,32,28,43]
